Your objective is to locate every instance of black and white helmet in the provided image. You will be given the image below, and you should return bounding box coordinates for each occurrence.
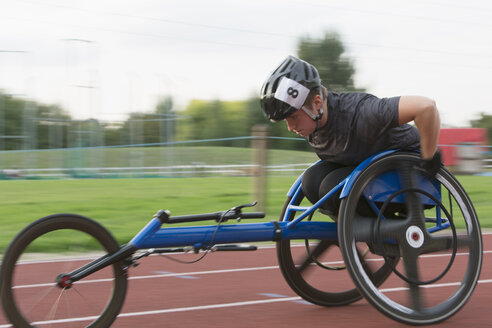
[260,56,321,122]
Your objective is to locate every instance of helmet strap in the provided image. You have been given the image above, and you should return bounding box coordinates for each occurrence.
[300,91,325,130]
[300,106,318,120]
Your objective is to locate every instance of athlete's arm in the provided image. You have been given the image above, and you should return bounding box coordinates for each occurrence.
[398,95,440,159]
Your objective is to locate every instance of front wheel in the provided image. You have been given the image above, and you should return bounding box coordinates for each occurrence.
[0,214,128,328]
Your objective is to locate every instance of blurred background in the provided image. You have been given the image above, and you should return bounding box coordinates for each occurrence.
[1,0,491,181]
[1,5,491,325]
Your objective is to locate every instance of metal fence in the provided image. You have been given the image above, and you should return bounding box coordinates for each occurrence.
[0,137,490,180]
[0,136,317,179]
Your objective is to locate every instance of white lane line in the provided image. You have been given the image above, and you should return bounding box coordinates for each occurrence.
[2,279,492,327]
[0,297,302,327]
[116,297,302,318]
[380,278,492,293]
[10,232,492,266]
[130,265,279,280]
[12,266,280,289]
[10,250,492,289]
[152,271,199,279]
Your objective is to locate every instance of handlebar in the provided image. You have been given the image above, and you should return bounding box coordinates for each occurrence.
[163,201,265,224]
[166,211,265,224]
[240,212,266,219]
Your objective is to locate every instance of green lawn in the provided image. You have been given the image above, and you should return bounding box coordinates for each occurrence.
[0,174,490,254]
[0,176,295,252]
[458,175,492,227]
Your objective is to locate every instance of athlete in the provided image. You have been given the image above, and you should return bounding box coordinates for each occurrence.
[260,55,441,218]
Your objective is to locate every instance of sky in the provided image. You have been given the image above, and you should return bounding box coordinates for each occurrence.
[1,0,492,127]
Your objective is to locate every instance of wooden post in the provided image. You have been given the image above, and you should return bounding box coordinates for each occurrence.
[252,125,268,212]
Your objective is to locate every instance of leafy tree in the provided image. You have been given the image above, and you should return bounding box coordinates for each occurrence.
[0,93,23,150]
[177,99,241,146]
[110,96,177,147]
[156,96,173,115]
[36,104,71,149]
[470,112,492,142]
[0,92,71,150]
[297,32,364,92]
[155,96,175,145]
[103,121,123,146]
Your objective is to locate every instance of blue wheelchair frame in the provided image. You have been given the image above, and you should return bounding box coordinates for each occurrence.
[129,150,447,250]
[66,150,448,283]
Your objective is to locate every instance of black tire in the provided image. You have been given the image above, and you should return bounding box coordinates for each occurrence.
[276,189,396,306]
[0,214,128,328]
[338,152,483,325]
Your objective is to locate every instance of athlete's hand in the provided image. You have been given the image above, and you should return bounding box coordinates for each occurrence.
[418,150,442,177]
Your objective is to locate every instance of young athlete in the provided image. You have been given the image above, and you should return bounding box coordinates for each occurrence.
[260,55,441,217]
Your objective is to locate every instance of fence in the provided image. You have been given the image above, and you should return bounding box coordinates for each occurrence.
[0,137,490,180]
[0,136,318,179]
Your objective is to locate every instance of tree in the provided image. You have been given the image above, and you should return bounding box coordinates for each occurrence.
[297,32,364,92]
[177,99,239,146]
[470,112,492,142]
[155,96,175,146]
[109,96,177,147]
[103,121,124,146]
[156,96,173,115]
[36,104,72,149]
[0,92,72,150]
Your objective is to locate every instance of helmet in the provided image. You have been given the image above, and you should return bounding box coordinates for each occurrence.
[260,55,321,122]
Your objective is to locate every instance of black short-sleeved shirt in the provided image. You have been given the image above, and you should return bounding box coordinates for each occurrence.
[307,92,420,165]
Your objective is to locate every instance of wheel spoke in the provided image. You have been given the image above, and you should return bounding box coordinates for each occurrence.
[45,287,65,323]
[398,164,427,225]
[296,239,333,273]
[404,193,426,224]
[16,283,57,319]
[402,252,423,312]
[64,290,74,328]
[422,234,471,254]
[72,285,101,315]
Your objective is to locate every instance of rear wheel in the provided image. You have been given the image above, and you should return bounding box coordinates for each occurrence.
[0,214,128,328]
[338,153,483,325]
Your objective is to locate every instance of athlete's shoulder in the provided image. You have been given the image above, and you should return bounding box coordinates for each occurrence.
[328,92,372,112]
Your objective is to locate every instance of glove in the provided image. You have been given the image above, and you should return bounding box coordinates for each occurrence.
[418,150,442,177]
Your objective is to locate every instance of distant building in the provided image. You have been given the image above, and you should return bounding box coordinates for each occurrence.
[438,128,489,173]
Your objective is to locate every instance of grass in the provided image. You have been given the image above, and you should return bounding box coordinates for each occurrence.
[0,173,490,254]
[0,176,296,253]
[457,175,492,227]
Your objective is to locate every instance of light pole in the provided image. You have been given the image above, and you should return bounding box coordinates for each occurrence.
[0,50,29,151]
[63,39,102,172]
[62,38,96,118]
[0,50,30,173]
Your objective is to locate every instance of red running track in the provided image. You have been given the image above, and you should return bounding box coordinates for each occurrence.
[1,233,491,327]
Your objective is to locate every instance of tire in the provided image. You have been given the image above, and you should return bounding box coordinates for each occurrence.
[0,214,128,328]
[276,189,396,306]
[338,152,483,325]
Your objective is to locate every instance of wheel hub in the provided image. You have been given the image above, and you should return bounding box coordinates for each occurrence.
[56,274,73,289]
[405,225,424,248]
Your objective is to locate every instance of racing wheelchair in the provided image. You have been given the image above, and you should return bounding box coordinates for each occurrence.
[0,150,483,327]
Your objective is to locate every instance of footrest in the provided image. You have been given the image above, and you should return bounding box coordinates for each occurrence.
[213,244,258,251]
[153,248,188,253]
